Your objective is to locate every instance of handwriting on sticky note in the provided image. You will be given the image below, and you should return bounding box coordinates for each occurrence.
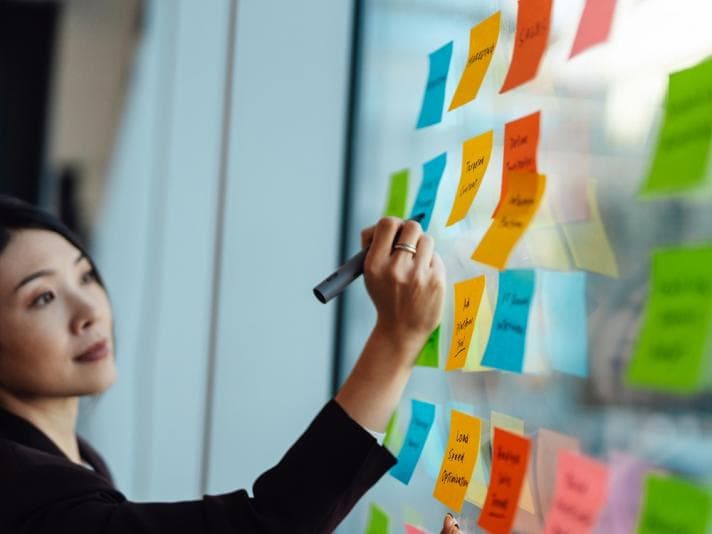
[636,474,712,534]
[445,276,486,371]
[641,57,712,196]
[473,172,546,270]
[410,152,447,231]
[383,169,409,218]
[543,450,609,533]
[570,0,617,58]
[480,270,535,373]
[390,400,436,485]
[478,428,532,534]
[500,0,552,92]
[433,410,482,512]
[449,12,500,111]
[493,111,540,217]
[417,41,453,129]
[539,271,588,377]
[625,244,712,394]
[416,326,440,367]
[365,503,389,534]
[446,131,493,226]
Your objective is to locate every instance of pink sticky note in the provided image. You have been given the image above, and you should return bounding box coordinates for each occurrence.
[570,0,617,58]
[595,453,656,534]
[405,524,428,534]
[544,450,609,534]
[536,429,581,518]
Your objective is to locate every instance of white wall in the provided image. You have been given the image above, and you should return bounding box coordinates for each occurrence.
[81,0,354,505]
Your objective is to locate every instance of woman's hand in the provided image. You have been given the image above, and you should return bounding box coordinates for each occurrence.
[360,217,446,365]
[440,513,460,533]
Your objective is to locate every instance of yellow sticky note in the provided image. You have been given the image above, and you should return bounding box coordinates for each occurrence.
[490,411,536,514]
[433,410,482,513]
[524,224,572,270]
[472,172,547,270]
[465,420,491,507]
[446,276,486,371]
[562,180,619,278]
[446,131,494,226]
[463,287,493,372]
[449,12,500,111]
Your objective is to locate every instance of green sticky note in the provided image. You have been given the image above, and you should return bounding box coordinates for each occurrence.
[383,410,398,450]
[625,244,712,394]
[636,474,712,534]
[383,169,409,218]
[415,326,440,367]
[365,503,389,534]
[641,57,712,197]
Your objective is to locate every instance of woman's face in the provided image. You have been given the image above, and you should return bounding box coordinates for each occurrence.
[0,229,116,398]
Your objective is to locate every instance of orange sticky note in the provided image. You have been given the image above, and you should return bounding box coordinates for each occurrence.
[433,410,482,513]
[446,131,494,226]
[445,276,486,371]
[494,111,540,217]
[478,428,532,534]
[500,0,553,93]
[472,172,546,270]
[543,450,610,533]
[449,12,501,111]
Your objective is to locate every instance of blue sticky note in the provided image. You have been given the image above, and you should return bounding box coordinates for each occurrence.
[481,270,535,373]
[410,152,446,231]
[539,270,588,377]
[416,41,453,129]
[390,399,436,485]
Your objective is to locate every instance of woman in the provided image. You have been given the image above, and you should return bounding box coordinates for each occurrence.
[0,195,459,533]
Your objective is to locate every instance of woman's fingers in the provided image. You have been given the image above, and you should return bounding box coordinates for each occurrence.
[414,234,434,274]
[392,219,423,264]
[361,225,376,249]
[366,217,402,268]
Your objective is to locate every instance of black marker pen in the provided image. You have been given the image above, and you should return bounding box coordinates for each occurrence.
[313,213,426,304]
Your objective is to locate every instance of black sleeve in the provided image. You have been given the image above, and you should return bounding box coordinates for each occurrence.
[1,400,396,534]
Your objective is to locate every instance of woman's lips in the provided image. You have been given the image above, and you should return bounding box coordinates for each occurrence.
[75,339,109,363]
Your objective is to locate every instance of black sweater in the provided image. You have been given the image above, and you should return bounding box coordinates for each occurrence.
[0,400,396,533]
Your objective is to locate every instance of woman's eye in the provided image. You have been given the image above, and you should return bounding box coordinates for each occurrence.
[81,269,97,284]
[31,292,55,308]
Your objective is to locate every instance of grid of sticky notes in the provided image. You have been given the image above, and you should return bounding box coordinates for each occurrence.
[368,0,712,532]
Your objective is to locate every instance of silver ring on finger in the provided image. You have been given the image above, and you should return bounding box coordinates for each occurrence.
[393,242,417,255]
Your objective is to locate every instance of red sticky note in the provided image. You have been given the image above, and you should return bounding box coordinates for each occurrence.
[405,524,428,534]
[493,111,540,217]
[543,450,610,534]
[500,0,553,93]
[478,428,532,534]
[570,0,617,58]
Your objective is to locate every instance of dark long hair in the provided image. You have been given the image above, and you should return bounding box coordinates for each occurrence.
[0,195,105,288]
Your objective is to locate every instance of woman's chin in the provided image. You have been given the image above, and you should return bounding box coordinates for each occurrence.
[76,364,118,395]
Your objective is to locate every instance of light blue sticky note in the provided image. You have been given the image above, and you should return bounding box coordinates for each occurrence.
[416,41,453,129]
[481,270,535,373]
[410,152,447,231]
[389,399,436,485]
[539,270,588,377]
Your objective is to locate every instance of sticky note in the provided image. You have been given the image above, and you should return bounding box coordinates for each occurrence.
[404,525,427,534]
[478,428,532,534]
[490,411,536,514]
[570,0,617,58]
[445,276,486,370]
[536,429,582,518]
[433,410,482,512]
[365,503,389,534]
[446,131,494,226]
[474,172,546,270]
[625,244,712,394]
[383,410,403,453]
[636,474,712,534]
[539,271,588,377]
[481,270,535,373]
[524,225,573,270]
[410,152,447,231]
[416,41,453,129]
[422,415,446,480]
[390,400,436,485]
[494,111,540,217]
[383,169,409,218]
[415,326,440,367]
[543,450,609,533]
[463,287,494,372]
[596,453,655,534]
[641,57,712,197]
[500,0,553,93]
[448,12,500,111]
[465,431,491,507]
[562,180,619,278]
